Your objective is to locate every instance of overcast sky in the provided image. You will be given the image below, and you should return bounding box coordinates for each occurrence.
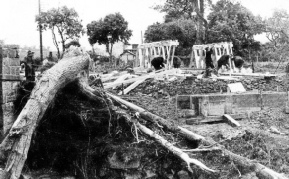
[0,0,289,51]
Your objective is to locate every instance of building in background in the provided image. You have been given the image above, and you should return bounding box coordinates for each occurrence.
[120,44,138,64]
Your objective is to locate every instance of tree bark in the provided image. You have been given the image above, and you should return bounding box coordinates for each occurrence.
[0,47,91,179]
[77,83,216,173]
[51,27,60,59]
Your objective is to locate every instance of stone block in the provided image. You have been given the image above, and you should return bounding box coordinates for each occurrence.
[263,93,287,108]
[15,66,20,75]
[9,59,20,66]
[6,48,16,58]
[2,58,9,66]
[10,66,16,76]
[2,49,8,58]
[183,109,197,118]
[177,95,190,109]
[232,93,261,108]
[2,66,10,75]
[2,81,11,91]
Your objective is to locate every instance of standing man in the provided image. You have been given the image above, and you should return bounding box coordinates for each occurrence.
[204,47,217,77]
[24,50,36,81]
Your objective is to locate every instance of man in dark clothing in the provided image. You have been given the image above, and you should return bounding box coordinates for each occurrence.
[151,56,165,70]
[173,56,182,68]
[217,55,244,71]
[217,54,231,71]
[203,47,217,77]
[233,56,244,69]
[205,47,215,69]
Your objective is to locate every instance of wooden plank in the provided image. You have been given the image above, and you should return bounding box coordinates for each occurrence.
[186,113,247,125]
[220,72,277,77]
[161,46,166,63]
[170,46,176,70]
[223,114,241,127]
[111,74,135,89]
[104,69,167,89]
[118,78,147,95]
[166,45,172,69]
[138,40,179,49]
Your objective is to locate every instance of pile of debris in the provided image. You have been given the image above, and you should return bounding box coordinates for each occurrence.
[109,76,285,97]
[0,48,287,179]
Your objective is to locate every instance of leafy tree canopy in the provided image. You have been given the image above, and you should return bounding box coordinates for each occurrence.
[261,9,289,61]
[144,20,197,55]
[207,0,265,56]
[36,6,84,59]
[87,12,132,47]
[153,0,211,22]
[265,9,289,47]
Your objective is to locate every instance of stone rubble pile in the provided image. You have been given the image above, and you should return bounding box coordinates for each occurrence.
[122,77,286,97]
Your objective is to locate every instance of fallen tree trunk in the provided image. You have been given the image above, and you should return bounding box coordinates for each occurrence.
[135,121,216,173]
[107,93,205,141]
[77,82,216,173]
[0,47,91,179]
[106,93,287,179]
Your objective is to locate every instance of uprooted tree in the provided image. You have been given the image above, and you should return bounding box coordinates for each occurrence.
[0,47,287,179]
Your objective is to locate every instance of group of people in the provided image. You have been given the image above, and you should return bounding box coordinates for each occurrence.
[150,56,182,71]
[204,46,244,76]
[150,47,244,77]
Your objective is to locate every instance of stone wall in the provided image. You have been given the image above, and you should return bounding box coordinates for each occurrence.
[0,45,21,134]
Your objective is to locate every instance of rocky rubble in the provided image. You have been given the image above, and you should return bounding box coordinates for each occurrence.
[117,76,286,97]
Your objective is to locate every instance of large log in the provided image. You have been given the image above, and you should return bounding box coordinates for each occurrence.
[0,47,91,179]
[106,93,205,141]
[77,82,215,173]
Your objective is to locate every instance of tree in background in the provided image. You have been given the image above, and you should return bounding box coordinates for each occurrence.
[86,12,132,64]
[207,0,264,57]
[265,9,289,59]
[153,0,211,43]
[36,6,84,59]
[260,9,289,71]
[144,20,197,55]
[265,9,289,46]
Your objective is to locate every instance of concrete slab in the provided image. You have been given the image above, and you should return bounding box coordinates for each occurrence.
[177,91,287,117]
